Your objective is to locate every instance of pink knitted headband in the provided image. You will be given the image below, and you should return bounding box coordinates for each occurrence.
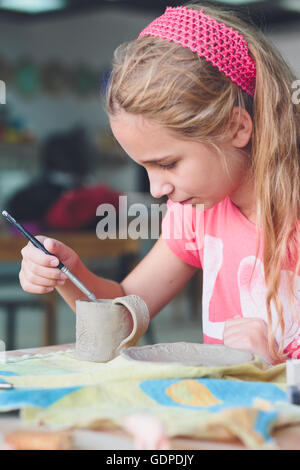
[138,6,256,97]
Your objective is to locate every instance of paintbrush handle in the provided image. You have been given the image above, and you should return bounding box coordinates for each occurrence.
[1,210,97,301]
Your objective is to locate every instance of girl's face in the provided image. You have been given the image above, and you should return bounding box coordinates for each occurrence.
[110,110,252,211]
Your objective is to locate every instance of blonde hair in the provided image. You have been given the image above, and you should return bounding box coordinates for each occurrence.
[105,3,300,363]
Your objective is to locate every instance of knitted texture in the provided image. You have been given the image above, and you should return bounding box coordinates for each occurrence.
[139,6,256,97]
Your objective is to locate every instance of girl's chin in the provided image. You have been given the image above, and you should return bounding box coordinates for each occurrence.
[177,198,217,210]
[192,200,215,211]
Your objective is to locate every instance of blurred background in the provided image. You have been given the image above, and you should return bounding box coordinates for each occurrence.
[0,0,299,350]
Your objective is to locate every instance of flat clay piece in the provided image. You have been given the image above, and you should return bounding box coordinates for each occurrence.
[121,342,253,367]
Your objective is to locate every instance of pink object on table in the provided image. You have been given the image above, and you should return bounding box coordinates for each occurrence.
[123,414,171,450]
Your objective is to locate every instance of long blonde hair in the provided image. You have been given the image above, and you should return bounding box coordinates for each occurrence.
[105,3,300,363]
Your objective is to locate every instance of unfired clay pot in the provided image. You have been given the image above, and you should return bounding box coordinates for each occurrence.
[75,295,150,362]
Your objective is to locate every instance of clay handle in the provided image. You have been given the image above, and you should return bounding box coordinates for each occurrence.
[113,294,150,351]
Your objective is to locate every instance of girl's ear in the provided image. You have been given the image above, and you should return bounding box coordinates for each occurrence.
[229,107,253,149]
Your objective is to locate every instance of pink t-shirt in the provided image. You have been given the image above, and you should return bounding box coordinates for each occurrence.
[161,196,300,358]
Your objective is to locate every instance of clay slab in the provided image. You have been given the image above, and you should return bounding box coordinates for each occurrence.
[121,342,254,366]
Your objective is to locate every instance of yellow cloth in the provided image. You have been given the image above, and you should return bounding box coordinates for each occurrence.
[0,350,297,449]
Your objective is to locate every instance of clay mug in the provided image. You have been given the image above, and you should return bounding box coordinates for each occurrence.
[75,294,150,362]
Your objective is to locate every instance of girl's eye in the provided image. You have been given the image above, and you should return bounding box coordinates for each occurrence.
[159,162,176,170]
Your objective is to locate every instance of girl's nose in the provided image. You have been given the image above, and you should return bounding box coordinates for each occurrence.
[150,182,174,199]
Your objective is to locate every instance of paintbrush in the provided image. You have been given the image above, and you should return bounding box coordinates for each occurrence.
[1,210,97,302]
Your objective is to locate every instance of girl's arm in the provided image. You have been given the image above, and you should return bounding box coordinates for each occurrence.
[121,236,198,320]
[20,235,197,318]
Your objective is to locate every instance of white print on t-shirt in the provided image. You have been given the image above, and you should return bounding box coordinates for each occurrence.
[202,235,224,340]
[238,256,300,349]
[202,235,300,346]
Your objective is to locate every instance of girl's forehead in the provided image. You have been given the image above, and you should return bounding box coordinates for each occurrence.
[110,111,197,162]
[110,112,178,147]
[110,110,160,132]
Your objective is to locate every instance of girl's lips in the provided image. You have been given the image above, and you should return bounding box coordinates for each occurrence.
[179,197,194,204]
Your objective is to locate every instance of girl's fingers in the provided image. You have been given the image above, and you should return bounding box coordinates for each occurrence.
[43,238,76,268]
[19,270,54,294]
[19,237,77,295]
[21,243,58,268]
[21,262,65,288]
[224,317,256,337]
[19,264,66,295]
[223,321,241,337]
[23,258,66,281]
[223,321,246,343]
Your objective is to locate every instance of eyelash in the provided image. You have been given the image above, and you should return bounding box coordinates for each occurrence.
[159,162,176,170]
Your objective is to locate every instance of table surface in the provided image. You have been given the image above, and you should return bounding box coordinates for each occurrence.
[1,343,300,450]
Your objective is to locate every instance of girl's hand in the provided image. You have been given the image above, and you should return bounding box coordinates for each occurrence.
[19,237,79,294]
[223,317,273,364]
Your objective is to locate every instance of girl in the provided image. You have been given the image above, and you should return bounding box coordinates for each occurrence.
[19,3,300,364]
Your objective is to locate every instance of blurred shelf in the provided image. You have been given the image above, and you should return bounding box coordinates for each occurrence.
[0,141,40,171]
[0,141,129,170]
[98,151,129,167]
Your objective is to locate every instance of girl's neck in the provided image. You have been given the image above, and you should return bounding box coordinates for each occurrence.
[230,175,257,224]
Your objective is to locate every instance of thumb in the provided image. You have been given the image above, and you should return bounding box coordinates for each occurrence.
[43,237,73,266]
